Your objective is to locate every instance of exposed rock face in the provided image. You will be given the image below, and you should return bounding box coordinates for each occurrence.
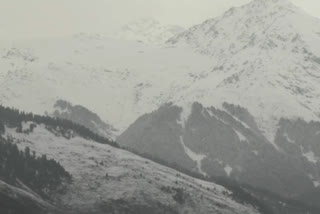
[118,102,320,203]
[52,100,118,140]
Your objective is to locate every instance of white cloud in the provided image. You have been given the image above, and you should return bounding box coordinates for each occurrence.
[0,0,319,39]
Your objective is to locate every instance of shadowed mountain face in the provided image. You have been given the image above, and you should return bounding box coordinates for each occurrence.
[118,102,320,205]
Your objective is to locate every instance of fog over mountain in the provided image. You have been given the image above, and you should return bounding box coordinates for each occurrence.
[0,0,320,39]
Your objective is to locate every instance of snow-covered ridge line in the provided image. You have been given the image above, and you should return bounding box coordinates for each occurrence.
[1,0,320,145]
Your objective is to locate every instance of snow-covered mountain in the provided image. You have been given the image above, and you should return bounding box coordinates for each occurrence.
[166,0,320,141]
[0,35,213,134]
[1,0,320,142]
[113,18,185,45]
[116,0,320,206]
[1,0,320,209]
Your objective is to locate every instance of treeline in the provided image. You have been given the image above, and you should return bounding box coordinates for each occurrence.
[0,136,71,197]
[0,105,119,148]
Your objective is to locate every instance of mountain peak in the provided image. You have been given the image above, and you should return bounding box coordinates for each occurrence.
[168,0,314,53]
[249,0,296,9]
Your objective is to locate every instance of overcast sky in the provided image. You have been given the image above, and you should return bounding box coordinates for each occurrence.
[0,0,319,39]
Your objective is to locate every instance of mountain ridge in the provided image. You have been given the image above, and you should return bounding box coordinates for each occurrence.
[0,0,320,154]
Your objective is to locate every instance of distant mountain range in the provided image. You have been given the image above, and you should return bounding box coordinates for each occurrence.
[1,0,320,211]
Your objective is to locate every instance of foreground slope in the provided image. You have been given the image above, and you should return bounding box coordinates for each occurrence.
[0,107,259,214]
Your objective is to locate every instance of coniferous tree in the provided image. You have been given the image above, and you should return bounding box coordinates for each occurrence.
[0,136,71,197]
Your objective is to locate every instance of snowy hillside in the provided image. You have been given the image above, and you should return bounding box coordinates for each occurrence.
[1,0,320,143]
[1,121,259,214]
[0,35,213,134]
[113,18,185,45]
[167,0,320,141]
[1,0,320,144]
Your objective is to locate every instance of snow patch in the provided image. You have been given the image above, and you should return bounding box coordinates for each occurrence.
[301,147,318,163]
[234,129,248,142]
[224,165,233,177]
[106,166,129,178]
[228,114,251,130]
[21,121,35,131]
[252,150,259,156]
[179,136,207,176]
[177,104,193,129]
[283,133,295,144]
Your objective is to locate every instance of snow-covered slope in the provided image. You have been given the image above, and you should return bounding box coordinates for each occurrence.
[167,0,320,141]
[2,122,259,214]
[1,0,320,143]
[113,18,185,45]
[0,35,212,133]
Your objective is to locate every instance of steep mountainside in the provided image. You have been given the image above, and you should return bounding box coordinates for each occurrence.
[118,102,320,208]
[0,106,261,214]
[167,0,320,140]
[117,0,320,204]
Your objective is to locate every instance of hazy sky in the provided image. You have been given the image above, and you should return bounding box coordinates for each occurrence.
[0,0,319,39]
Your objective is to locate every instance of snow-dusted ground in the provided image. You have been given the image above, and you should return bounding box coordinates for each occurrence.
[3,124,259,213]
